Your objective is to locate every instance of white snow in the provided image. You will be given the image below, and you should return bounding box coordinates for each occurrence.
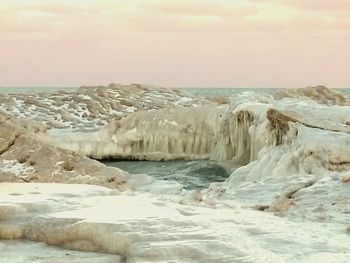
[1,161,34,176]
[0,240,122,263]
[1,183,350,263]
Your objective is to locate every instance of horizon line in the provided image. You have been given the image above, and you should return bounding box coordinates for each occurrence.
[0,85,349,89]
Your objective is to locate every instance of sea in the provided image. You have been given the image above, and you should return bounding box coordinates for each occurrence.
[1,86,349,95]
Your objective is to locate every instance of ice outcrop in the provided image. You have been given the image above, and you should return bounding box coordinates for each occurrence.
[205,92,350,224]
[43,105,228,161]
[42,97,267,165]
[274,85,350,106]
[43,86,350,171]
[0,110,129,190]
[211,110,254,166]
[0,83,208,131]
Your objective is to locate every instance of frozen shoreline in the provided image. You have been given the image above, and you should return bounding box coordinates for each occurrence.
[1,84,350,262]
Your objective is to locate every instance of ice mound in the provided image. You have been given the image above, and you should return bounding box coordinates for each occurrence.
[1,183,350,263]
[0,83,208,132]
[0,109,187,194]
[204,91,350,224]
[43,105,228,161]
[274,85,350,106]
[0,110,129,190]
[219,123,350,198]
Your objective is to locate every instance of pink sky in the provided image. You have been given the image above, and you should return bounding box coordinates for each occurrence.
[0,0,349,88]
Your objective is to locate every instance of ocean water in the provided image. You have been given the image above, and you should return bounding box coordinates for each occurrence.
[181,87,350,97]
[1,86,348,96]
[0,86,277,95]
[107,160,229,190]
[180,87,281,97]
[0,86,78,94]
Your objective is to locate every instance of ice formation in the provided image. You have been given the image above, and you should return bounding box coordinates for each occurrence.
[43,105,228,161]
[0,83,208,131]
[0,110,131,190]
[203,87,350,226]
[1,85,350,262]
[274,85,350,106]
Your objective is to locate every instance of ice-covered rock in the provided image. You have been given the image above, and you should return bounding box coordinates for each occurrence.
[0,83,208,132]
[205,93,350,224]
[274,85,350,106]
[43,105,228,161]
[0,110,129,190]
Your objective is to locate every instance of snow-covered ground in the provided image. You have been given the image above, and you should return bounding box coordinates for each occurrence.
[1,183,349,263]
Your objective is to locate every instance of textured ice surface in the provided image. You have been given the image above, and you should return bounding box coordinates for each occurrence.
[274,85,350,106]
[1,183,350,263]
[203,90,350,225]
[0,240,122,263]
[0,83,208,132]
[43,105,228,161]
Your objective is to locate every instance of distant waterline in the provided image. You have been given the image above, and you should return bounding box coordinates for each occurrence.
[0,86,349,96]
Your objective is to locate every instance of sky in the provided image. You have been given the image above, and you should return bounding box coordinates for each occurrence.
[0,0,349,88]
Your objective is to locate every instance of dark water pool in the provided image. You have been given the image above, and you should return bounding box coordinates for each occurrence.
[104,160,229,190]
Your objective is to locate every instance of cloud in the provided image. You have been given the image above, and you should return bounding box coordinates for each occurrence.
[280,0,350,11]
[0,0,349,87]
[248,0,350,15]
[144,0,258,18]
[0,1,122,38]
